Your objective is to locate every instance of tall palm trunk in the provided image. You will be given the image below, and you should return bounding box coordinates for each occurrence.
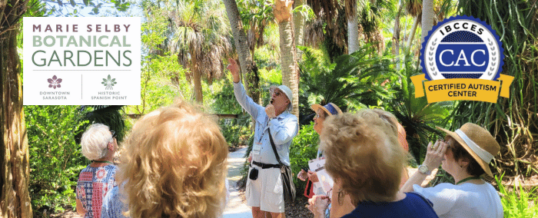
[0,2,32,217]
[293,0,305,58]
[421,0,434,43]
[223,0,260,104]
[406,15,420,54]
[393,4,403,70]
[193,68,203,103]
[275,0,299,119]
[346,0,359,54]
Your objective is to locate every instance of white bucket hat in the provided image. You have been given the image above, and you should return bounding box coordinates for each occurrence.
[270,85,293,111]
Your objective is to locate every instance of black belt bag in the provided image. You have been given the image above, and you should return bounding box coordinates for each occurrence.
[249,162,280,180]
[249,167,259,180]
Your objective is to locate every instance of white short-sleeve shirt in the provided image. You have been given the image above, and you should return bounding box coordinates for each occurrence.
[413,182,503,218]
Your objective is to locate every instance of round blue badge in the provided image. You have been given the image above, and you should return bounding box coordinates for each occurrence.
[420,16,504,81]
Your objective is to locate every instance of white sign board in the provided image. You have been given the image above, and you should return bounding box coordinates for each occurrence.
[23,17,141,105]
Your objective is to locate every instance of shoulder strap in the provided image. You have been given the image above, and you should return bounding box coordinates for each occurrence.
[267,128,284,166]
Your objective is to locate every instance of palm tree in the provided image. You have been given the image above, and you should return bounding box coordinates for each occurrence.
[171,0,232,103]
[403,0,422,54]
[274,0,300,118]
[294,0,307,57]
[346,0,359,53]
[306,0,395,56]
[223,0,262,104]
[421,0,433,42]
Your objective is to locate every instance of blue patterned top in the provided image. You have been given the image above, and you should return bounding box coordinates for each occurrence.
[101,185,128,218]
[76,165,117,218]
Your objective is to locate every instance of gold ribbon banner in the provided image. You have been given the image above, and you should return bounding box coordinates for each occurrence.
[411,74,514,103]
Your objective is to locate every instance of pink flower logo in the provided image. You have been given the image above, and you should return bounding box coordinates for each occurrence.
[47,75,62,89]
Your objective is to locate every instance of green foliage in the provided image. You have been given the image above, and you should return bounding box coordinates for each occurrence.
[44,0,131,17]
[299,44,398,124]
[75,106,126,146]
[289,123,320,196]
[213,77,243,114]
[390,53,450,163]
[219,114,252,148]
[496,173,538,217]
[455,0,538,178]
[26,106,89,214]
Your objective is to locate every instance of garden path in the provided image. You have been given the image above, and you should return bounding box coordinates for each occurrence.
[223,146,253,218]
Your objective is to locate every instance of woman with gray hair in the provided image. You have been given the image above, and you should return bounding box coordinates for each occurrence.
[76,123,118,218]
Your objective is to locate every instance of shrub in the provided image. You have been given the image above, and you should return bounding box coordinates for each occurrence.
[219,114,252,148]
[290,123,320,197]
[25,106,89,214]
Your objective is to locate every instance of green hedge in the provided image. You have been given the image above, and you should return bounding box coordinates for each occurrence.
[290,123,320,197]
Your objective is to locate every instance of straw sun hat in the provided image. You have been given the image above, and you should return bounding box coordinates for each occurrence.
[310,103,343,116]
[436,123,500,177]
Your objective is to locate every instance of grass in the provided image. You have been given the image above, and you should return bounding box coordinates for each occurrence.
[495,173,538,218]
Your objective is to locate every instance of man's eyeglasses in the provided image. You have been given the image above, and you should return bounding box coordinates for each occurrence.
[273,90,283,97]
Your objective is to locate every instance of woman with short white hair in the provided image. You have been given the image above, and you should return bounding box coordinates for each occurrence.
[76,123,118,218]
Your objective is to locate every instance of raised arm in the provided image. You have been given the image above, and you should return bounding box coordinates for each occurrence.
[228,58,263,119]
[401,140,447,192]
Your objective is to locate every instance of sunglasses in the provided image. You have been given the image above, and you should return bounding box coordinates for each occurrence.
[110,130,116,138]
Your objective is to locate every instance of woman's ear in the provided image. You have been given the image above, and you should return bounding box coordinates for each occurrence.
[459,157,470,169]
[108,141,115,151]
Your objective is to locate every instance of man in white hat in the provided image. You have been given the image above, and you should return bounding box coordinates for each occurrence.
[227,58,298,218]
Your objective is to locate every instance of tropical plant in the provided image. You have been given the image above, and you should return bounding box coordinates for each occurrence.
[223,0,262,104]
[170,0,232,103]
[390,53,450,163]
[289,123,320,198]
[306,0,396,55]
[452,0,538,182]
[74,106,126,144]
[25,106,89,215]
[274,0,300,119]
[220,114,252,148]
[299,44,398,123]
[44,0,131,16]
[496,173,538,218]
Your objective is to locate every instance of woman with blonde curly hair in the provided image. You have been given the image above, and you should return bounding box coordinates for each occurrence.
[101,100,229,218]
[309,110,438,218]
[307,109,412,218]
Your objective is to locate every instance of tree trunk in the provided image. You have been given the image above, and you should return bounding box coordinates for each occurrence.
[347,0,359,54]
[406,16,420,54]
[293,0,305,58]
[192,63,203,103]
[421,0,434,43]
[222,0,260,105]
[0,2,32,217]
[393,4,403,70]
[275,0,299,119]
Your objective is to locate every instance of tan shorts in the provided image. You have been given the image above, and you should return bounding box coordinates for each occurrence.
[245,165,285,213]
